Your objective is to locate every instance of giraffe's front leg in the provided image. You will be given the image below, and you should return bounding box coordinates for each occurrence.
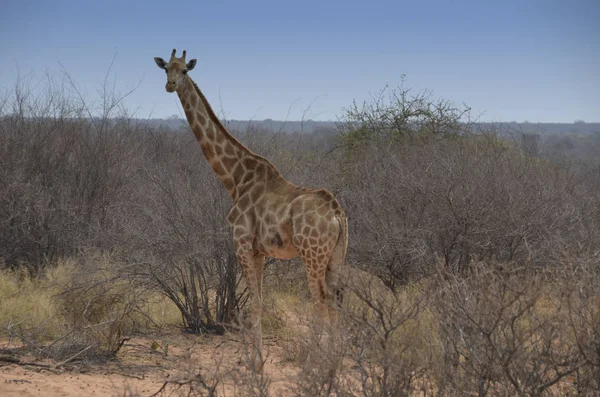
[235,239,266,371]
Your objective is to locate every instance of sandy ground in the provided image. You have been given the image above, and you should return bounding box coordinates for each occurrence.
[0,333,302,397]
[0,322,584,396]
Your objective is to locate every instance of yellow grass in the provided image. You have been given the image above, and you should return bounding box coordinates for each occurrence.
[0,259,182,345]
[0,265,65,340]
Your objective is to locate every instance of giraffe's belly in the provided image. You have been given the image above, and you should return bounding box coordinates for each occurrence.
[264,241,299,260]
[261,232,299,260]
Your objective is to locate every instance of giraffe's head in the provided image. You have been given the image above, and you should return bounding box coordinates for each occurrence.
[154,49,197,93]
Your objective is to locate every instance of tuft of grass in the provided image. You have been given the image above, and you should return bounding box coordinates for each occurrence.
[0,263,69,342]
[141,294,182,329]
[0,258,182,351]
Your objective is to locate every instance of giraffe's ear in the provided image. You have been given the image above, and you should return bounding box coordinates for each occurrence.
[186,59,197,71]
[154,57,167,70]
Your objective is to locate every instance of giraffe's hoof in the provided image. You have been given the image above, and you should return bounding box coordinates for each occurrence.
[244,355,264,372]
[253,357,265,372]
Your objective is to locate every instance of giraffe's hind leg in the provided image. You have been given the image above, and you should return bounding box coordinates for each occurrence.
[291,211,343,323]
[324,261,342,328]
[296,236,339,327]
[296,235,344,380]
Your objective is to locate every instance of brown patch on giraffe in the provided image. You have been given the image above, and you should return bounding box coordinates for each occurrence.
[190,94,198,108]
[243,157,258,170]
[185,109,196,124]
[222,156,237,170]
[200,142,215,159]
[198,113,207,126]
[266,168,278,182]
[206,126,215,141]
[250,185,263,204]
[212,161,226,176]
[232,163,245,183]
[242,172,254,185]
[241,211,252,227]
[317,189,333,200]
[276,205,287,219]
[214,145,223,156]
[310,229,319,238]
[214,131,225,144]
[192,120,203,132]
[233,225,247,238]
[238,194,250,211]
[254,195,266,208]
[224,143,236,156]
[304,213,315,224]
[317,204,329,216]
[255,163,266,179]
[318,218,328,232]
[317,221,327,234]
[293,236,302,246]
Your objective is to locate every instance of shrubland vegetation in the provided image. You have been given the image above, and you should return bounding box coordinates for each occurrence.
[0,74,599,396]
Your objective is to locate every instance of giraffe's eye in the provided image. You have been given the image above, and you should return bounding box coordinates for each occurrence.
[182,69,188,75]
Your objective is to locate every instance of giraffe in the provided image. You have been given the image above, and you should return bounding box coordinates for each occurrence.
[154,49,348,371]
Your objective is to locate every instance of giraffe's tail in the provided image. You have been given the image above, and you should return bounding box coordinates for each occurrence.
[327,213,348,308]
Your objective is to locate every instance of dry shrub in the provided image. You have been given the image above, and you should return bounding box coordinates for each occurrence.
[52,257,144,358]
[283,263,599,396]
[288,267,437,397]
[335,132,599,290]
[120,130,244,333]
[562,257,600,394]
[141,359,270,397]
[0,73,144,273]
[24,254,170,360]
[334,84,600,290]
[433,263,596,396]
[334,269,433,396]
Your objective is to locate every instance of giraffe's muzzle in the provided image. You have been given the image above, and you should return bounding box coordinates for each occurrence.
[166,81,177,92]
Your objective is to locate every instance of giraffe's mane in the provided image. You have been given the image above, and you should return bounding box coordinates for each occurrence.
[187,76,283,179]
[188,77,249,153]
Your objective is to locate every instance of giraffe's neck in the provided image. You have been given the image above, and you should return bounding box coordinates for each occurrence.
[177,76,282,200]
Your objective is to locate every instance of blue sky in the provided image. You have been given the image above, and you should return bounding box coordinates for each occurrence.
[1,0,598,122]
